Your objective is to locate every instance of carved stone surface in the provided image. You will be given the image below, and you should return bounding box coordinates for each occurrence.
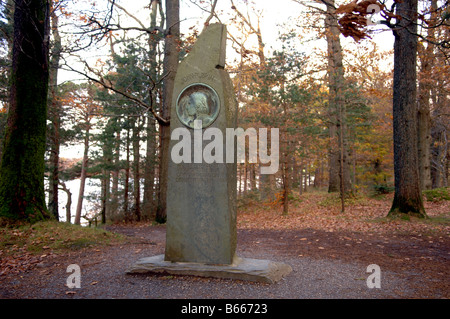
[165,23,237,265]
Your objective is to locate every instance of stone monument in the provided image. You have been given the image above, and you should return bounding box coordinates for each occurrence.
[164,23,237,264]
[127,23,292,283]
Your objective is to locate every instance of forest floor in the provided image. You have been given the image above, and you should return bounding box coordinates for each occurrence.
[0,191,449,299]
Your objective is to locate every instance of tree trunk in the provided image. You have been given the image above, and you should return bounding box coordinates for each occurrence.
[303,162,307,193]
[100,172,109,224]
[339,106,345,212]
[157,0,179,223]
[282,159,289,214]
[143,117,157,220]
[0,0,51,222]
[249,18,274,203]
[59,181,71,223]
[299,161,303,195]
[325,0,351,195]
[143,0,160,221]
[281,103,289,215]
[352,145,356,186]
[47,3,62,221]
[417,0,436,191]
[250,164,256,191]
[388,0,427,218]
[325,0,341,193]
[431,120,447,188]
[132,118,141,221]
[110,130,121,217]
[243,162,248,196]
[101,130,113,224]
[124,126,130,218]
[259,120,275,202]
[313,167,320,188]
[74,127,90,225]
[430,23,448,189]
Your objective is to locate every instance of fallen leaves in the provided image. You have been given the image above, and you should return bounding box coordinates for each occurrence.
[0,251,55,276]
[237,191,450,237]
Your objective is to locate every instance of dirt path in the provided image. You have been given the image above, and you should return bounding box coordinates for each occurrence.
[1,223,448,299]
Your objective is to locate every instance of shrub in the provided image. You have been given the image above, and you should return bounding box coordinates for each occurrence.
[372,183,395,195]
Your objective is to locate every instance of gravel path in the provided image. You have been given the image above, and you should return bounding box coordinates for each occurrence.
[2,224,440,299]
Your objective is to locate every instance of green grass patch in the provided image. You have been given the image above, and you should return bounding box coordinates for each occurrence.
[317,192,366,207]
[366,214,449,226]
[423,187,449,202]
[424,215,450,226]
[0,220,124,255]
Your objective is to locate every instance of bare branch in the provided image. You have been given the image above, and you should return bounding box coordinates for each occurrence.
[108,0,147,30]
[60,58,170,126]
[203,0,219,31]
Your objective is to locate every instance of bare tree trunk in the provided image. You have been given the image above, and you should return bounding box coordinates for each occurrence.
[110,130,120,217]
[388,0,427,218]
[47,3,62,220]
[124,127,130,219]
[250,164,256,191]
[238,164,242,196]
[243,162,248,196]
[74,127,90,225]
[59,181,71,223]
[101,174,107,224]
[101,140,112,224]
[313,167,320,188]
[430,21,448,189]
[325,0,351,196]
[143,0,160,220]
[417,0,436,191]
[291,157,298,189]
[282,158,289,214]
[144,118,157,220]
[352,145,356,186]
[308,161,312,187]
[157,0,179,223]
[325,0,342,193]
[282,103,289,215]
[431,120,448,188]
[339,105,345,212]
[299,161,303,195]
[303,162,307,193]
[132,119,141,221]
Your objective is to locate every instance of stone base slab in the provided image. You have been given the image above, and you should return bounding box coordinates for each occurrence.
[126,255,292,284]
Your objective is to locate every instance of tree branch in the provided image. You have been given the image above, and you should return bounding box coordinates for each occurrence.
[60,58,170,126]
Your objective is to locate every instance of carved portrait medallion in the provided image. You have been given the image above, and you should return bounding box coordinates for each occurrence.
[176,83,220,129]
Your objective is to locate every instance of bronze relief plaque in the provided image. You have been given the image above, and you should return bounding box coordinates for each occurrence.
[176,83,220,129]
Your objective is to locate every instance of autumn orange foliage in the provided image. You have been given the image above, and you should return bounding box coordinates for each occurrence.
[335,0,398,41]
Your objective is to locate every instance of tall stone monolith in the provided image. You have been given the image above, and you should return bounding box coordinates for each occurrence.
[127,24,292,283]
[164,23,237,264]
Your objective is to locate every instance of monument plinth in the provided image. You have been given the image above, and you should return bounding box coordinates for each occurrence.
[127,23,292,283]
